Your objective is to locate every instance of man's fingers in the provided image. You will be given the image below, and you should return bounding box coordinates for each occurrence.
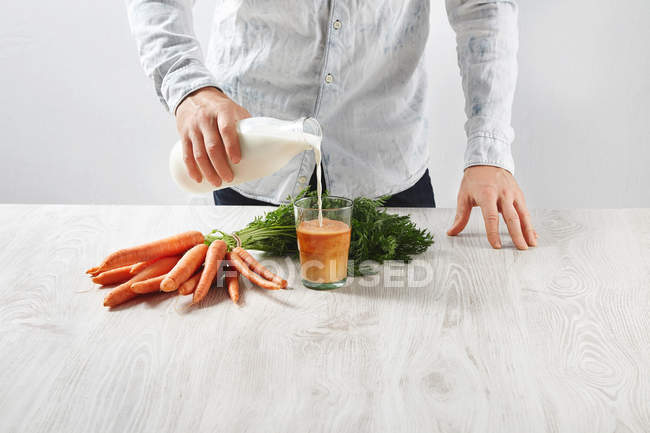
[190,129,222,187]
[218,116,241,165]
[181,136,202,183]
[514,199,537,247]
[479,198,502,249]
[202,123,234,183]
[502,201,528,250]
[447,196,472,236]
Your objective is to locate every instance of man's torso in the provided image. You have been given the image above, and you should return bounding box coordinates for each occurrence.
[206,0,431,203]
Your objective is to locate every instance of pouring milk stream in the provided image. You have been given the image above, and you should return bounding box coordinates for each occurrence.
[169,117,324,225]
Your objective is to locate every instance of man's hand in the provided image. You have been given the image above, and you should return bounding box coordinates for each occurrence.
[175,87,251,187]
[447,165,538,250]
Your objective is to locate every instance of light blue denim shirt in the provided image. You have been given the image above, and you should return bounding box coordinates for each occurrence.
[126,0,518,204]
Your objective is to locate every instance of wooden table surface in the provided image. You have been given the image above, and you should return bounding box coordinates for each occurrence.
[0,205,649,433]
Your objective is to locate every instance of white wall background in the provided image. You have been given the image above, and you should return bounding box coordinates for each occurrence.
[1,1,648,208]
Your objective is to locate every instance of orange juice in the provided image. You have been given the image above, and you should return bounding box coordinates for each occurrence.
[296,218,351,283]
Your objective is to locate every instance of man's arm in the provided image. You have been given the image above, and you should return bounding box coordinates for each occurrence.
[126,0,250,187]
[445,0,537,249]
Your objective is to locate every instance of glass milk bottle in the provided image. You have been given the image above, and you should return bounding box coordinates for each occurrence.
[169,117,322,194]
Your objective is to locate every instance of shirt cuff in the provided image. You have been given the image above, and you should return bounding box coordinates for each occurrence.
[160,60,221,114]
[463,134,515,174]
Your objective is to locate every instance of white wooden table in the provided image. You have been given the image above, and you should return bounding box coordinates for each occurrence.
[0,205,648,433]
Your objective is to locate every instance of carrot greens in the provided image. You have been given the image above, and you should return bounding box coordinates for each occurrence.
[205,189,434,276]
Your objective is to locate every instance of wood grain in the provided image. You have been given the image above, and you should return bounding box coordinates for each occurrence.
[0,205,648,433]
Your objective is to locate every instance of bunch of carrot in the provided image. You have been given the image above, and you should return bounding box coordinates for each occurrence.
[86,230,288,308]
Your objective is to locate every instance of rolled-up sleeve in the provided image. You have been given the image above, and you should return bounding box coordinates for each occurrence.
[125,0,220,113]
[446,0,519,174]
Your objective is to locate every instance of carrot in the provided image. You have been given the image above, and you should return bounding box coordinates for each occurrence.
[192,240,227,304]
[103,256,180,307]
[161,244,208,292]
[224,261,240,304]
[92,264,135,285]
[232,247,287,289]
[228,251,283,290]
[129,261,153,275]
[131,275,166,294]
[86,266,100,276]
[89,230,204,275]
[103,283,138,308]
[179,269,202,296]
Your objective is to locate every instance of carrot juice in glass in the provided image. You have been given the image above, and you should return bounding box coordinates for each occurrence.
[294,196,352,290]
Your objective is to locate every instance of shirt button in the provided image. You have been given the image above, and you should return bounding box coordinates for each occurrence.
[333,20,342,30]
[298,176,307,184]
[325,73,334,84]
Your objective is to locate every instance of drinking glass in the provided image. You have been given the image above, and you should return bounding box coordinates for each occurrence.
[294,196,353,290]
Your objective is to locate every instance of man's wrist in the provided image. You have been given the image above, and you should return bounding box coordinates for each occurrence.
[175,86,225,116]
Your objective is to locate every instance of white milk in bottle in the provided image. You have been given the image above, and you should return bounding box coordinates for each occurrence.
[169,117,322,195]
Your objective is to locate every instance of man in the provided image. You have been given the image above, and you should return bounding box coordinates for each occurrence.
[126,0,537,250]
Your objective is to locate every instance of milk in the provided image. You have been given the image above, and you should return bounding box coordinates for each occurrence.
[314,140,323,226]
[169,117,322,200]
